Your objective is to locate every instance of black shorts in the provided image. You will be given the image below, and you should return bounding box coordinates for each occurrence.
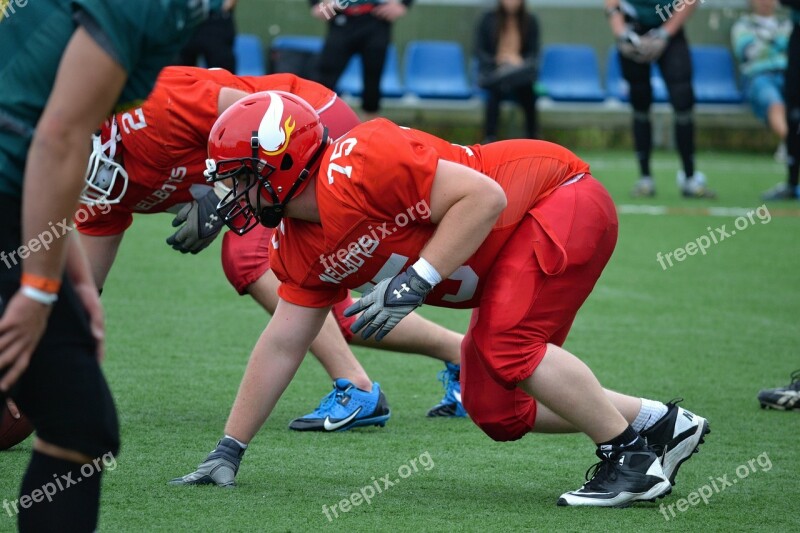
[0,194,119,459]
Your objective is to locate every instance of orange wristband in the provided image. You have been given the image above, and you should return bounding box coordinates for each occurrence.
[20,273,61,294]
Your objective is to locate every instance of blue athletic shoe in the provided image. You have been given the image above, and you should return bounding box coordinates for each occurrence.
[289,379,391,431]
[427,362,467,417]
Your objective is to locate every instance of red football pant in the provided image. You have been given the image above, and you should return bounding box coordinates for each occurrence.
[461,175,618,442]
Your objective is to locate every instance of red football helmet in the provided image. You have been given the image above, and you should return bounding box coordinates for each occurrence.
[82,117,128,205]
[204,90,328,233]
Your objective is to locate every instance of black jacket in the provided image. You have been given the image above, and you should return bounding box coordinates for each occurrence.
[475,10,540,78]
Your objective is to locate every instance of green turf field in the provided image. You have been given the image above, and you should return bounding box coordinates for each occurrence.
[0,150,798,532]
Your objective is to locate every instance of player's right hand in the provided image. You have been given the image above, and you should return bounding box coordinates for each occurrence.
[166,187,226,254]
[0,291,52,393]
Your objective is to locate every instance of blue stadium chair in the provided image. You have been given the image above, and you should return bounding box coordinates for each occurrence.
[605,47,668,103]
[690,46,743,104]
[403,41,473,99]
[234,34,266,76]
[269,35,324,54]
[336,45,405,98]
[268,35,324,77]
[538,45,605,102]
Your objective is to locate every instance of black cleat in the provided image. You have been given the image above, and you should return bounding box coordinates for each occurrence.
[641,400,710,485]
[758,370,800,410]
[557,446,671,507]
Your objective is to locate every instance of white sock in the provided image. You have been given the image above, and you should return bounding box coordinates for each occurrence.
[224,435,248,449]
[632,399,668,432]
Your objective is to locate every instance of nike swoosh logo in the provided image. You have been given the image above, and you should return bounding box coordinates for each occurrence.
[323,407,363,431]
[453,391,462,404]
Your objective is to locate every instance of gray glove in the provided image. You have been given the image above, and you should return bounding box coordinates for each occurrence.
[168,437,244,488]
[617,28,644,62]
[637,27,670,63]
[344,267,433,341]
[166,187,225,254]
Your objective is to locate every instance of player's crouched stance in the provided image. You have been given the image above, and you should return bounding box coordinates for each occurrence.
[171,91,709,507]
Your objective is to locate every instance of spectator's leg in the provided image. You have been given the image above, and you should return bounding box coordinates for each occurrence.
[201,13,237,72]
[515,83,538,139]
[484,88,502,142]
[659,30,696,179]
[785,25,800,193]
[768,102,789,139]
[178,30,202,67]
[316,24,355,92]
[359,19,391,115]
[620,55,653,178]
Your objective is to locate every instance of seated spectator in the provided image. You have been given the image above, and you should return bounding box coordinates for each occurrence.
[732,0,792,152]
[475,0,539,142]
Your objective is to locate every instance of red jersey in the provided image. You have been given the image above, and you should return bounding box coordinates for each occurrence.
[77,67,337,235]
[271,119,590,309]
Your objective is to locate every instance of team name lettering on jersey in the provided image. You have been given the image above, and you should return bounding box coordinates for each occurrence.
[135,166,187,210]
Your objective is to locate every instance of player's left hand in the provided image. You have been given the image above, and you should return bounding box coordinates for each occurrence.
[638,27,669,63]
[166,187,226,254]
[344,267,432,341]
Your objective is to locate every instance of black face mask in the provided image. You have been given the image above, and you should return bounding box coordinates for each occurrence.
[206,127,329,234]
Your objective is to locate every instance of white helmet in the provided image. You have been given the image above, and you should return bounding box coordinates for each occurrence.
[81,118,128,205]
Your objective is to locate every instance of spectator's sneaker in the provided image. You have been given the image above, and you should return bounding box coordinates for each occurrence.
[427,362,467,418]
[758,370,800,410]
[289,379,390,431]
[677,171,716,198]
[630,176,656,198]
[762,182,799,201]
[557,446,671,507]
[641,400,710,485]
[168,437,245,488]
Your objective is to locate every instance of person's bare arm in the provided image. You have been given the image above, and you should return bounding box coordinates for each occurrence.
[661,0,698,37]
[0,27,126,392]
[605,0,627,37]
[224,299,329,442]
[419,160,507,279]
[218,87,249,115]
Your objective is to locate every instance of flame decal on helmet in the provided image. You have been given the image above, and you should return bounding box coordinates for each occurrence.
[258,92,296,156]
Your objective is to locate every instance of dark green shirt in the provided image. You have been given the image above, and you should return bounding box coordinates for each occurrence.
[621,0,679,30]
[0,0,221,197]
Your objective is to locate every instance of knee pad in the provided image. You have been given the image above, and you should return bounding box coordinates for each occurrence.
[668,81,694,112]
[629,83,653,112]
[787,106,800,124]
[674,110,694,126]
[633,111,651,124]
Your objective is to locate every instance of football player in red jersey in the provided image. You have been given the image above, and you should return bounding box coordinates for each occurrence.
[76,66,465,430]
[173,91,710,508]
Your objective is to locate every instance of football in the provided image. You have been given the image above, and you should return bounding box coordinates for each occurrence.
[0,402,34,451]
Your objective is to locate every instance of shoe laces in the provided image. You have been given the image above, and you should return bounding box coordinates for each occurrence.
[788,370,800,390]
[314,387,349,415]
[583,456,618,489]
